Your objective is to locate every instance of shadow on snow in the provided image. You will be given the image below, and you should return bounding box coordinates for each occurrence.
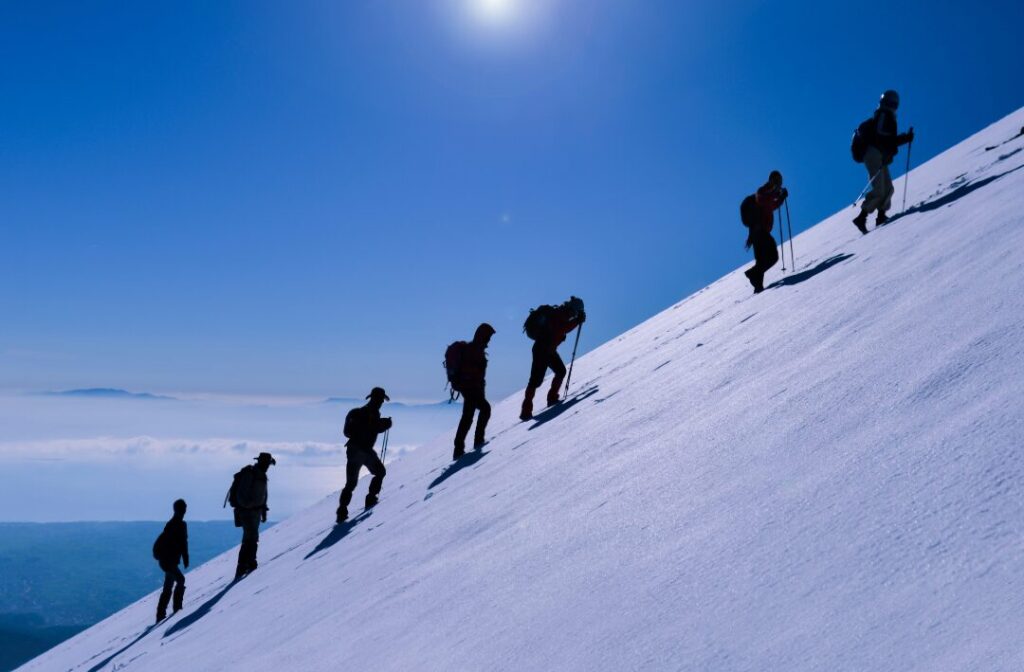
[769,253,855,290]
[528,386,600,430]
[163,579,242,639]
[303,511,373,560]
[86,624,159,672]
[887,163,1024,226]
[429,449,491,490]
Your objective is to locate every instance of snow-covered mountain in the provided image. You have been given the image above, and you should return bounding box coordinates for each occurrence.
[21,108,1024,672]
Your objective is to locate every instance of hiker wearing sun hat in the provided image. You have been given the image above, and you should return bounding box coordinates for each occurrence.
[336,388,393,522]
[228,452,275,579]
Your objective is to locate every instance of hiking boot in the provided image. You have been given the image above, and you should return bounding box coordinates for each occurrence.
[172,585,185,613]
[156,609,167,624]
[744,267,764,293]
[546,391,561,407]
[336,506,348,524]
[452,446,465,460]
[853,212,868,234]
[519,400,533,421]
[364,494,379,510]
[473,437,486,450]
[875,211,888,226]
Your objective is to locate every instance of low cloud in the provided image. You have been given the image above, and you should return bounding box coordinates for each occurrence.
[0,436,417,465]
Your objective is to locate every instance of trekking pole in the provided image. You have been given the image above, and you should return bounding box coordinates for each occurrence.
[777,209,786,272]
[852,170,882,207]
[562,324,583,400]
[380,429,389,462]
[901,138,913,213]
[785,199,795,271]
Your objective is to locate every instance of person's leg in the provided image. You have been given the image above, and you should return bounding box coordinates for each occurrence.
[337,455,363,521]
[171,566,186,612]
[877,164,894,222]
[157,565,174,620]
[521,342,548,419]
[860,147,886,217]
[750,232,779,292]
[547,351,567,405]
[453,397,476,457]
[364,452,386,508]
[474,396,491,447]
[235,511,261,576]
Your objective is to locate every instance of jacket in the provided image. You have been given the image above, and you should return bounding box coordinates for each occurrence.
[754,183,785,232]
[869,107,911,163]
[344,405,392,452]
[156,517,189,566]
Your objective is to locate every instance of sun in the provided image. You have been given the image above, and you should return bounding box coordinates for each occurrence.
[471,0,517,25]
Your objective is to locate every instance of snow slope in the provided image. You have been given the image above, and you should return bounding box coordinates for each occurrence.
[22,108,1024,672]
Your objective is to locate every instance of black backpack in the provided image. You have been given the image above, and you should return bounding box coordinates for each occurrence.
[224,465,253,509]
[523,305,554,341]
[152,530,168,560]
[443,341,467,398]
[739,194,759,228]
[851,117,875,163]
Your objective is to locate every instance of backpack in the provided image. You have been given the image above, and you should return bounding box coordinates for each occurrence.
[523,305,554,341]
[739,194,759,228]
[152,530,168,560]
[851,117,875,163]
[343,408,361,439]
[444,341,468,397]
[224,466,254,509]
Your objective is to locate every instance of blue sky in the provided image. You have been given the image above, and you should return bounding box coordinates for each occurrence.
[2,0,1022,401]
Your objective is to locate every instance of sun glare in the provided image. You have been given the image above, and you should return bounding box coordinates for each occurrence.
[472,0,516,25]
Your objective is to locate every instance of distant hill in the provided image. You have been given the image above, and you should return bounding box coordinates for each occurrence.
[42,388,176,401]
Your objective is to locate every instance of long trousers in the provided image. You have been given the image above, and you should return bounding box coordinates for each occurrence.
[455,389,491,449]
[339,448,386,508]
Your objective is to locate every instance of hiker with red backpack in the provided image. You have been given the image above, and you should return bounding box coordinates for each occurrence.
[851,90,914,233]
[520,296,586,421]
[152,498,189,623]
[228,452,275,580]
[741,171,788,294]
[445,323,496,460]
[336,387,393,523]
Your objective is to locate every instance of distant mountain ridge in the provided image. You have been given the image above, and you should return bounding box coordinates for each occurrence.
[42,388,176,401]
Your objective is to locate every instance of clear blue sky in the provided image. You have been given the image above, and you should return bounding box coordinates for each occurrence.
[2,0,1021,400]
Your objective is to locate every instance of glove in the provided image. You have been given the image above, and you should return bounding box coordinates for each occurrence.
[261,507,268,523]
[780,187,788,201]
[184,557,190,569]
[382,417,393,430]
[578,310,587,324]
[903,128,914,144]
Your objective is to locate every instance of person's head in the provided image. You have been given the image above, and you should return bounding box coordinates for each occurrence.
[254,452,276,472]
[173,499,187,517]
[473,323,496,347]
[768,170,783,189]
[880,89,900,111]
[565,296,585,320]
[366,387,389,410]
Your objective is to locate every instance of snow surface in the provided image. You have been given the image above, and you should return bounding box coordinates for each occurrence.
[21,109,1024,672]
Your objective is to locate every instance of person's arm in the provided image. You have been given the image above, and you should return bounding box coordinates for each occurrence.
[182,521,190,568]
[897,126,915,146]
